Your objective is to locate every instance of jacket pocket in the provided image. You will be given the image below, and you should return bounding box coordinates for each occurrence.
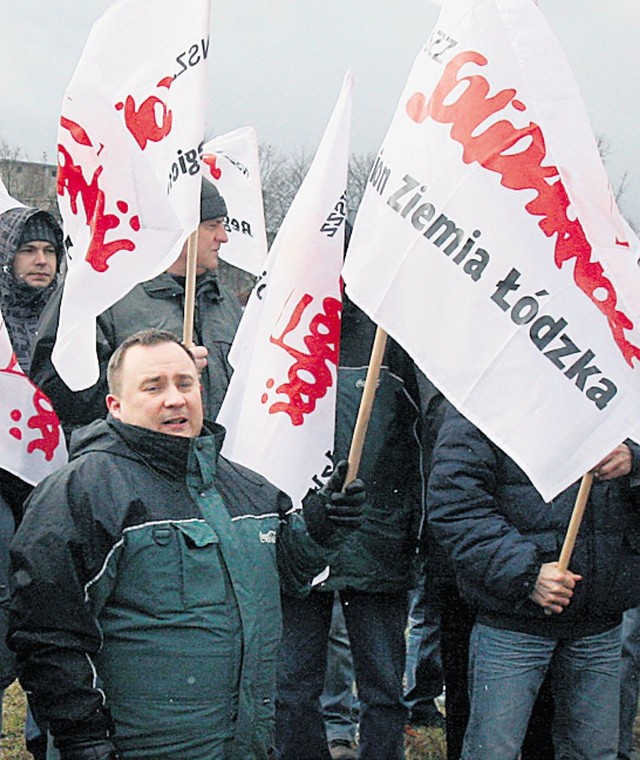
[175,521,227,607]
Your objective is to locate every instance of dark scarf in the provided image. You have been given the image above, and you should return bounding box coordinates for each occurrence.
[0,273,58,374]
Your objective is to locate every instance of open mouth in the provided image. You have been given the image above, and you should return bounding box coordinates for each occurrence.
[162,416,188,427]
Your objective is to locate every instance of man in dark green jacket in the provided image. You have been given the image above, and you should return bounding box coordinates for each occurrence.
[275,297,423,760]
[29,182,242,437]
[9,329,364,760]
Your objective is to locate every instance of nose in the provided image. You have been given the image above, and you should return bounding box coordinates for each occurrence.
[215,226,229,244]
[33,249,48,265]
[162,383,186,406]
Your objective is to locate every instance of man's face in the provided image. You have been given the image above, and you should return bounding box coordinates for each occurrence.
[167,218,229,276]
[13,240,57,288]
[106,342,204,438]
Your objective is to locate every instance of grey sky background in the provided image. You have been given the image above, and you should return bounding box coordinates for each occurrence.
[1,1,638,225]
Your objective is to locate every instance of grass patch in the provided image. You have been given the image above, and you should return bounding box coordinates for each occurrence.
[404,724,447,760]
[1,681,30,760]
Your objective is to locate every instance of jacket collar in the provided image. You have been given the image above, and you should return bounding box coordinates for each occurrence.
[142,270,223,302]
[106,417,225,483]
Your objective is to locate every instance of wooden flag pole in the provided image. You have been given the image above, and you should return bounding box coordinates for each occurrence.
[182,229,199,346]
[344,326,388,487]
[557,471,594,571]
[543,471,594,616]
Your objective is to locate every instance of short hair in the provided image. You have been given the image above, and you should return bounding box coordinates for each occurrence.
[107,329,196,395]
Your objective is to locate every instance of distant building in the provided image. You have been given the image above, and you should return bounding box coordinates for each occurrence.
[0,158,59,220]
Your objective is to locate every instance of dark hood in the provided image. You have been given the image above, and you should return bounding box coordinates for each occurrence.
[0,206,63,313]
[0,206,64,275]
[0,207,64,373]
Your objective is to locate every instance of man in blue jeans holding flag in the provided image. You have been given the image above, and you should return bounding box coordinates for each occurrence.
[428,402,640,760]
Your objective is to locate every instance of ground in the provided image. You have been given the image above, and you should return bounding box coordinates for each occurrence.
[0,682,448,759]
[1,682,30,760]
[1,683,637,759]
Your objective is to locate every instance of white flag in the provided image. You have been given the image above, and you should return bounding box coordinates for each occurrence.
[201,128,268,276]
[0,176,26,216]
[0,310,67,485]
[342,0,640,502]
[53,0,211,390]
[217,72,353,506]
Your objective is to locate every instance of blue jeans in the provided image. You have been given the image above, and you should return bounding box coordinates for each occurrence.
[619,607,640,759]
[403,568,443,723]
[276,590,408,760]
[463,622,622,760]
[321,595,358,744]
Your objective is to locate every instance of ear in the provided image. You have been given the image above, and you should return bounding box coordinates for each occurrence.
[106,393,122,419]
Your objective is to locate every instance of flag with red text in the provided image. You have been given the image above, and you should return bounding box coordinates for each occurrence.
[53,0,211,390]
[217,72,352,506]
[201,127,268,276]
[342,0,640,501]
[0,310,67,485]
[0,177,26,216]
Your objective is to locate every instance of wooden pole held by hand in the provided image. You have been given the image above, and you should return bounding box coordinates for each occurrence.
[543,471,594,617]
[344,326,388,488]
[182,229,199,347]
[557,471,594,571]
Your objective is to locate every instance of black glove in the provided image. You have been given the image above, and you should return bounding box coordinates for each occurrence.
[319,461,366,526]
[303,460,366,544]
[59,740,121,760]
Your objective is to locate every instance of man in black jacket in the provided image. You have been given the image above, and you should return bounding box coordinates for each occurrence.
[29,182,241,438]
[275,296,423,760]
[428,402,640,760]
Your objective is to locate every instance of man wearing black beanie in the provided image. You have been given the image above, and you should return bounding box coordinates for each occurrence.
[29,181,242,438]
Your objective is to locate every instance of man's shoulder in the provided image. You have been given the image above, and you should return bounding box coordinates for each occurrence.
[216,456,288,519]
[35,443,130,497]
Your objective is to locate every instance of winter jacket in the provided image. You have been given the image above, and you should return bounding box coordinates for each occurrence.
[311,299,423,594]
[0,493,16,690]
[428,403,640,638]
[30,269,242,435]
[9,418,337,759]
[0,206,63,374]
[0,206,62,691]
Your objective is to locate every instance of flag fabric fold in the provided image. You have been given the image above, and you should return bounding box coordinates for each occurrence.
[201,127,268,276]
[342,0,640,502]
[53,0,211,390]
[217,72,353,506]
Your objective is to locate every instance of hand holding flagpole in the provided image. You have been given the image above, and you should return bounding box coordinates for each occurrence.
[542,470,593,616]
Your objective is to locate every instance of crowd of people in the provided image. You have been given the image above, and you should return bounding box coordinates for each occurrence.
[0,182,639,760]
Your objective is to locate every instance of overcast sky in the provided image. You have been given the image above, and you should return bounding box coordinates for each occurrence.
[1,0,638,225]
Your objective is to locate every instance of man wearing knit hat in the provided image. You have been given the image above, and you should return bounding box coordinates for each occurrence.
[30,181,242,437]
[166,179,228,277]
[0,208,64,373]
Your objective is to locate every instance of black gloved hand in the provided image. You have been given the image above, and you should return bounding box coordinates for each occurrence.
[319,460,366,527]
[303,460,366,544]
[59,740,121,760]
